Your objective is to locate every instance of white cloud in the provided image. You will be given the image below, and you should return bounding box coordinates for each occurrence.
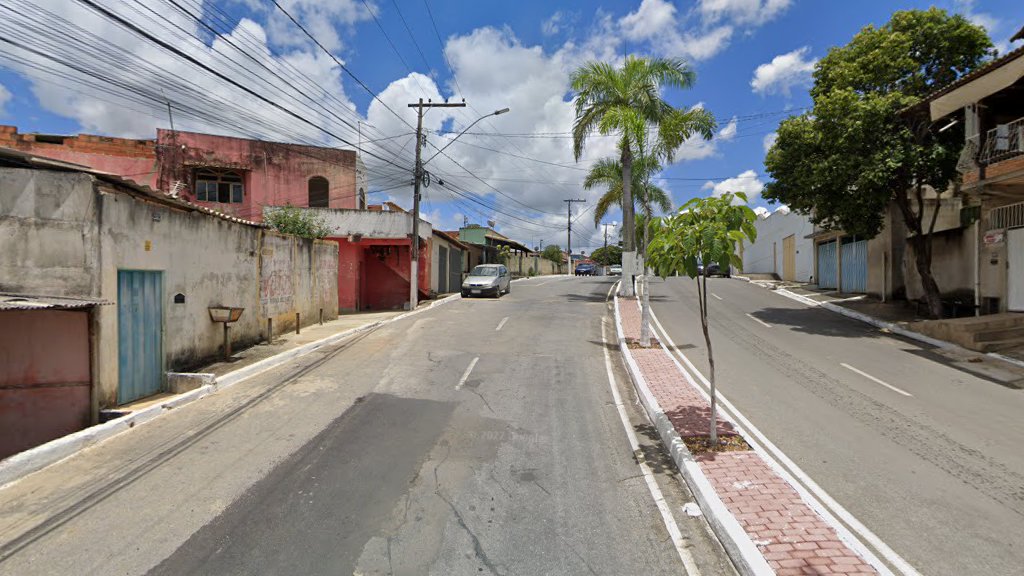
[0,83,11,116]
[698,0,792,26]
[717,116,737,140]
[955,0,999,35]
[620,0,678,40]
[266,0,373,52]
[753,206,770,218]
[762,132,777,153]
[542,11,565,36]
[751,47,817,95]
[704,170,765,204]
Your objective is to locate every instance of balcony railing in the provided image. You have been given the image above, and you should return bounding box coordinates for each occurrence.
[979,116,1024,165]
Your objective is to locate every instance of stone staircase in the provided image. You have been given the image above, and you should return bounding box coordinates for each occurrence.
[913,313,1024,352]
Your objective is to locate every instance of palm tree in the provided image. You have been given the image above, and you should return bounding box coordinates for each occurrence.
[571,55,714,297]
[585,155,671,244]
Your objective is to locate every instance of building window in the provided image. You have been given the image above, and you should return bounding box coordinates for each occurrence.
[308,176,329,208]
[194,168,244,203]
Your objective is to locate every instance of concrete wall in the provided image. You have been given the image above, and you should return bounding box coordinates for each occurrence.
[741,210,814,281]
[0,166,339,412]
[0,170,101,296]
[307,207,432,240]
[506,252,562,277]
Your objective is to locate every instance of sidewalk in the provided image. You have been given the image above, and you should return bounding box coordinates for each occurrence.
[616,296,881,576]
[0,297,455,489]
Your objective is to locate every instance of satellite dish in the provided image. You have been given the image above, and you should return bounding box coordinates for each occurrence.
[487,220,496,228]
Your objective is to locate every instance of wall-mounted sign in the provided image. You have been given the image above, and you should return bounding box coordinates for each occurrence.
[984,231,1004,246]
[144,240,152,252]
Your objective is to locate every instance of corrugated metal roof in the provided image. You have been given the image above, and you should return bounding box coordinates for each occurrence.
[0,293,111,311]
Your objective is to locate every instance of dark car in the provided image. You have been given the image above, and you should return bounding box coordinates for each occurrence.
[575,263,596,276]
[698,261,730,277]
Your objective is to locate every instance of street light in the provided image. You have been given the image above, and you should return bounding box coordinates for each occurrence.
[408,105,510,310]
[424,108,510,166]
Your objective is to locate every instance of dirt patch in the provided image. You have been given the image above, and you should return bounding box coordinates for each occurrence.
[683,434,751,454]
[626,338,660,349]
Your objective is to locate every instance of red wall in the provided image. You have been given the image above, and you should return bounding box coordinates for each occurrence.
[0,309,92,459]
[331,237,432,312]
[0,125,158,189]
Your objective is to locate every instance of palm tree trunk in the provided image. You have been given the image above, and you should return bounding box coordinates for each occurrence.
[619,146,635,298]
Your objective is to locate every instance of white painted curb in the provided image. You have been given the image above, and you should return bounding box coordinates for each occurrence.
[0,293,461,490]
[613,295,774,576]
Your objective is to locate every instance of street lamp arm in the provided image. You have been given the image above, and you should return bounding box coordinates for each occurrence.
[424,108,509,166]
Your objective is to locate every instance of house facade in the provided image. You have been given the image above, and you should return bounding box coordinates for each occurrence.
[0,148,338,458]
[916,37,1024,312]
[741,208,815,282]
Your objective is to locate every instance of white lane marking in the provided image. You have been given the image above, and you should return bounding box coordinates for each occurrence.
[745,313,772,328]
[647,308,918,576]
[455,357,479,390]
[600,315,700,575]
[840,363,913,397]
[711,293,723,301]
[495,317,509,331]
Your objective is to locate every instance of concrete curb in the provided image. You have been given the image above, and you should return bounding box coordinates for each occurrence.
[612,295,774,576]
[0,293,461,490]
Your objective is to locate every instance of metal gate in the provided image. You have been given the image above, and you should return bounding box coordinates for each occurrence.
[438,245,449,293]
[841,237,868,293]
[816,240,837,289]
[782,234,796,281]
[449,248,463,292]
[117,270,164,404]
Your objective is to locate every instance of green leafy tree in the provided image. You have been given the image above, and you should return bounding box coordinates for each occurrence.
[764,8,992,318]
[571,55,715,297]
[541,244,565,265]
[648,192,756,446]
[495,245,513,265]
[590,245,623,266]
[264,205,334,239]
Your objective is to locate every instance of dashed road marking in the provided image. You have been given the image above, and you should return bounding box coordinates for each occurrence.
[495,317,509,331]
[455,357,479,390]
[840,363,913,397]
[711,293,723,301]
[745,313,772,328]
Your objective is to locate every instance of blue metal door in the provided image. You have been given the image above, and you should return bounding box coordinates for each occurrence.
[841,238,868,293]
[817,241,837,289]
[438,246,449,293]
[449,248,462,291]
[117,270,164,404]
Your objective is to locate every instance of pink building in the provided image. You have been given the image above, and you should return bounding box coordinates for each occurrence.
[0,125,366,221]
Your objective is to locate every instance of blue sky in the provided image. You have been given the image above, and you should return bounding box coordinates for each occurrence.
[0,0,1020,251]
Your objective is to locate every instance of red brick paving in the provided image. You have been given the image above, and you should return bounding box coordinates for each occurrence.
[617,297,878,575]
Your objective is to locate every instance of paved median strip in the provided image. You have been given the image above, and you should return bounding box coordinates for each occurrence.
[615,293,896,576]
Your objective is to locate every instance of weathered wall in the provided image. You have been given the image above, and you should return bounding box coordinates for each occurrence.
[506,253,562,277]
[0,169,101,297]
[741,210,814,281]
[0,309,92,459]
[157,130,358,221]
[1,166,338,412]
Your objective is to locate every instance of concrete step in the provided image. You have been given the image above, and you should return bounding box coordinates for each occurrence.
[977,336,1024,353]
[972,326,1024,343]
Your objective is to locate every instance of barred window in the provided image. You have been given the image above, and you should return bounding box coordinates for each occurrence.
[194,168,244,203]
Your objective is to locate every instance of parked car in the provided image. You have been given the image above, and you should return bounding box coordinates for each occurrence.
[574,263,596,276]
[700,262,730,277]
[608,264,622,276]
[461,264,511,298]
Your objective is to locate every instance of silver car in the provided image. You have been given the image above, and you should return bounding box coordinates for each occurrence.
[461,264,511,298]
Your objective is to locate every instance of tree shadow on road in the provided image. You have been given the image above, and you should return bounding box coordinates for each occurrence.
[751,307,882,339]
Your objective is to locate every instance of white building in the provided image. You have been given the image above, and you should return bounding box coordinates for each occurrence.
[741,206,815,282]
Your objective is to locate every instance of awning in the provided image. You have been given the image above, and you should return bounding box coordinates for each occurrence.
[0,293,111,311]
[929,48,1024,120]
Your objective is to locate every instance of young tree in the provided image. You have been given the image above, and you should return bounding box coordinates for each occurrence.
[647,192,757,445]
[541,244,565,265]
[570,56,714,297]
[764,8,992,318]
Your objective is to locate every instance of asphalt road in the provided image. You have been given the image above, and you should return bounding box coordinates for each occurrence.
[648,276,1024,576]
[0,276,735,576]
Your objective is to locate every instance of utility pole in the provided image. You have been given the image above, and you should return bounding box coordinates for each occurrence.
[408,98,465,310]
[565,198,586,275]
